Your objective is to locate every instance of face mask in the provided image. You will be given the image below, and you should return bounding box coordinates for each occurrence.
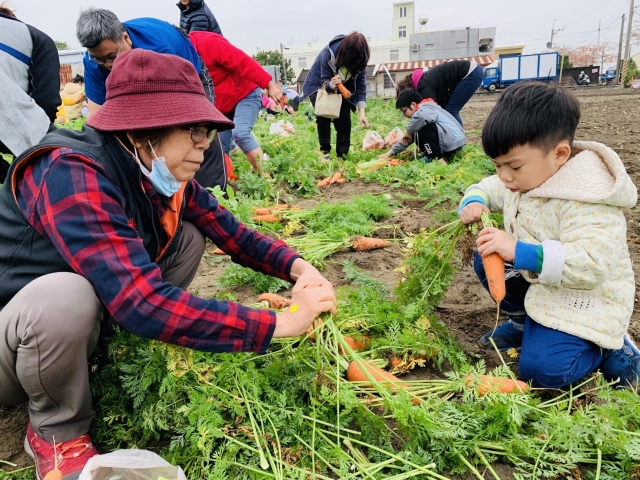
[136,142,182,197]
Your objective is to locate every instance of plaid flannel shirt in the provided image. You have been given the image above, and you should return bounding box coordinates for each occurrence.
[15,148,300,353]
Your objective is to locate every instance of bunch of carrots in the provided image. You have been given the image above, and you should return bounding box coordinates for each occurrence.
[251,204,301,223]
[317,171,346,188]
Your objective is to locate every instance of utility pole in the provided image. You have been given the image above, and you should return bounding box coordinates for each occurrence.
[624,0,635,62]
[597,19,601,67]
[549,19,564,50]
[280,43,288,85]
[616,14,625,85]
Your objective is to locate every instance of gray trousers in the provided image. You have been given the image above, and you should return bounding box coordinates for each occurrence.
[0,222,205,443]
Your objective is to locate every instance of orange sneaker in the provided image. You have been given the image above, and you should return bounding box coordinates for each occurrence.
[24,424,98,480]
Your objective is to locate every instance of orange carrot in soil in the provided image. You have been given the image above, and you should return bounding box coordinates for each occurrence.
[252,207,271,216]
[213,247,226,255]
[340,335,370,353]
[329,172,343,184]
[465,375,529,396]
[316,176,332,188]
[257,293,291,310]
[336,83,351,99]
[351,236,390,252]
[251,213,282,223]
[346,361,407,387]
[272,204,300,211]
[482,253,506,303]
[389,356,402,368]
[335,178,347,184]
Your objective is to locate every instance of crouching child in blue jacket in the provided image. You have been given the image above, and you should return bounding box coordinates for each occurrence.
[380,89,466,164]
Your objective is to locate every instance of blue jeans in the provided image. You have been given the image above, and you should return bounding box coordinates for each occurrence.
[445,65,483,127]
[220,87,262,154]
[473,253,603,388]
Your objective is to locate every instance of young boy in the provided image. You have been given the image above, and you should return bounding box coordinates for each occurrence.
[381,89,466,164]
[458,82,639,389]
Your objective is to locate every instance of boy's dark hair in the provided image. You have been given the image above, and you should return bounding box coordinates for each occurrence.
[482,82,580,159]
[335,32,370,74]
[395,89,422,109]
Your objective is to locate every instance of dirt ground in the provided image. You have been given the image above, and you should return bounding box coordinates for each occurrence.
[2,87,639,477]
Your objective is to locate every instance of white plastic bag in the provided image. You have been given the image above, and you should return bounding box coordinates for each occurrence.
[384,127,404,148]
[362,131,385,150]
[78,449,186,480]
[269,120,295,137]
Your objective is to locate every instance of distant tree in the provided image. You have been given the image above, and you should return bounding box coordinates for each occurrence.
[252,49,296,84]
[55,40,69,50]
[625,58,637,85]
[558,42,617,67]
[559,54,573,69]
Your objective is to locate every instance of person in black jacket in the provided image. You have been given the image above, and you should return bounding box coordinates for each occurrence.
[0,5,60,183]
[177,0,222,35]
[301,32,370,159]
[395,60,483,127]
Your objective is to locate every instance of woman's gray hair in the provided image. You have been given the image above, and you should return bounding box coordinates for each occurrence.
[76,8,125,48]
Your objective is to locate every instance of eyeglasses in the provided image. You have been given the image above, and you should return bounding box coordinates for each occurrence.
[88,43,123,66]
[401,107,409,114]
[179,126,218,143]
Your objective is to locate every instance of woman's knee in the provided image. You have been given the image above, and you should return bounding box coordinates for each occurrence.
[19,273,102,343]
[232,130,259,153]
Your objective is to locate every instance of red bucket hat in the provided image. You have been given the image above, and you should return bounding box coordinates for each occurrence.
[86,49,234,132]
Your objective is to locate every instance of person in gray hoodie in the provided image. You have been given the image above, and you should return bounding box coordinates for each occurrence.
[380,89,466,164]
[0,6,60,183]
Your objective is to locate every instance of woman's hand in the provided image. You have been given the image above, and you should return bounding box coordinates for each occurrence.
[330,75,342,89]
[459,203,490,225]
[290,258,333,293]
[273,285,337,338]
[477,227,516,262]
[266,81,283,103]
[359,109,369,128]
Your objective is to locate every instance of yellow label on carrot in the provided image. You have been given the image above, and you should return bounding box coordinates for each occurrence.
[290,304,299,313]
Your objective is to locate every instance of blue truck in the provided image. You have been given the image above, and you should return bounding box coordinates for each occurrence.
[482,52,560,92]
[600,68,616,84]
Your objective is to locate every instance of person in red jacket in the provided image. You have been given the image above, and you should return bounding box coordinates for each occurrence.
[189,32,282,171]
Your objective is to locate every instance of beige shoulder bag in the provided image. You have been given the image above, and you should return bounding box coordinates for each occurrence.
[314,82,342,119]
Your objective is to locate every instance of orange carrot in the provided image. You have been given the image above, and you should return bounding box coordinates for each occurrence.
[465,375,529,396]
[257,293,291,310]
[251,213,282,223]
[346,361,406,387]
[387,159,400,166]
[351,236,390,252]
[389,356,402,368]
[482,253,506,303]
[335,178,347,184]
[329,172,343,184]
[340,335,370,353]
[336,83,351,99]
[316,176,332,188]
[306,318,324,339]
[252,207,271,216]
[213,247,226,255]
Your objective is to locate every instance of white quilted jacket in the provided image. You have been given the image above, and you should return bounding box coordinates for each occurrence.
[475,141,637,349]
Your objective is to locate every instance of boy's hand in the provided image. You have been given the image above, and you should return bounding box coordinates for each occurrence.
[379,151,392,159]
[459,203,489,225]
[401,132,412,145]
[477,227,516,262]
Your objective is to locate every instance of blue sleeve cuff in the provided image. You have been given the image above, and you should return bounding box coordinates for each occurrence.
[457,195,487,215]
[514,242,543,273]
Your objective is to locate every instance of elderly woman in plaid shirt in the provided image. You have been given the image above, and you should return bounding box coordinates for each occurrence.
[0,49,336,480]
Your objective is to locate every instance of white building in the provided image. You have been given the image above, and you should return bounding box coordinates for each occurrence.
[283,1,416,80]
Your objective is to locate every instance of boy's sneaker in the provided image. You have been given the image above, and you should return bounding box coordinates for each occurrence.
[599,335,640,389]
[24,424,98,480]
[479,317,525,351]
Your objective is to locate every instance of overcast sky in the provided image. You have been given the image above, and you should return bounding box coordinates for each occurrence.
[11,0,637,58]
